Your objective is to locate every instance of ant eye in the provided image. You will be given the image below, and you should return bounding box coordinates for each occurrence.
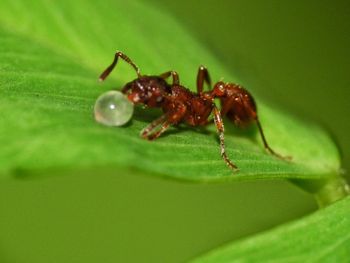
[94,90,134,126]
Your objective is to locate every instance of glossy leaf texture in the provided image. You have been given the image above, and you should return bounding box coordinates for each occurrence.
[190,195,350,262]
[0,0,340,181]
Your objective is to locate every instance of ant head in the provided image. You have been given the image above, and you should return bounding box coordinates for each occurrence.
[122,78,165,107]
[123,84,145,104]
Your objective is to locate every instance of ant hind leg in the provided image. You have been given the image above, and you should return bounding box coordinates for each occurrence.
[256,118,291,160]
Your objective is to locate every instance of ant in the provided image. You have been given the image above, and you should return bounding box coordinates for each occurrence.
[99,51,287,170]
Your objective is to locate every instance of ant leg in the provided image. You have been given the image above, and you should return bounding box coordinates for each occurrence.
[197,65,211,94]
[213,106,238,170]
[256,118,291,160]
[159,71,180,85]
[140,114,168,139]
[144,121,171,141]
[141,102,186,140]
[99,51,141,81]
[141,114,174,141]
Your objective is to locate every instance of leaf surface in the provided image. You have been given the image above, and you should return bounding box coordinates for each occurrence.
[190,196,350,262]
[0,0,340,181]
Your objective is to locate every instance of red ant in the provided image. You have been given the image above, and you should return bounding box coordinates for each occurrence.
[99,51,287,170]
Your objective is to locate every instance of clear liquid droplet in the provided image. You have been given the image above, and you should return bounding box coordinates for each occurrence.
[94,90,134,126]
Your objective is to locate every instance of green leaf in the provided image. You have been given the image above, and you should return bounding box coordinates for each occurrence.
[190,195,350,263]
[0,0,341,181]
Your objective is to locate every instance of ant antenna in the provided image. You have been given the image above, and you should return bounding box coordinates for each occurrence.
[99,51,141,81]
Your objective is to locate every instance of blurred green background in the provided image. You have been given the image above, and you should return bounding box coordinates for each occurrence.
[0,1,349,263]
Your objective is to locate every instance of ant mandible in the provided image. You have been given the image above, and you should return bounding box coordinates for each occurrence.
[99,51,287,170]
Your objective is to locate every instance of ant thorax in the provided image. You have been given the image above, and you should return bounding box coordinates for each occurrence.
[164,86,213,126]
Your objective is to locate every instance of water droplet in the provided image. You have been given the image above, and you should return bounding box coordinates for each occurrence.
[94,90,134,126]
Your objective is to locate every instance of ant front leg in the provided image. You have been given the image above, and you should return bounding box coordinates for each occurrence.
[140,115,170,141]
[255,118,291,160]
[141,102,186,140]
[197,65,211,94]
[99,51,141,81]
[212,106,238,170]
[159,71,180,85]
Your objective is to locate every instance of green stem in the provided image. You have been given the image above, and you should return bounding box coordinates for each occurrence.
[291,174,350,208]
